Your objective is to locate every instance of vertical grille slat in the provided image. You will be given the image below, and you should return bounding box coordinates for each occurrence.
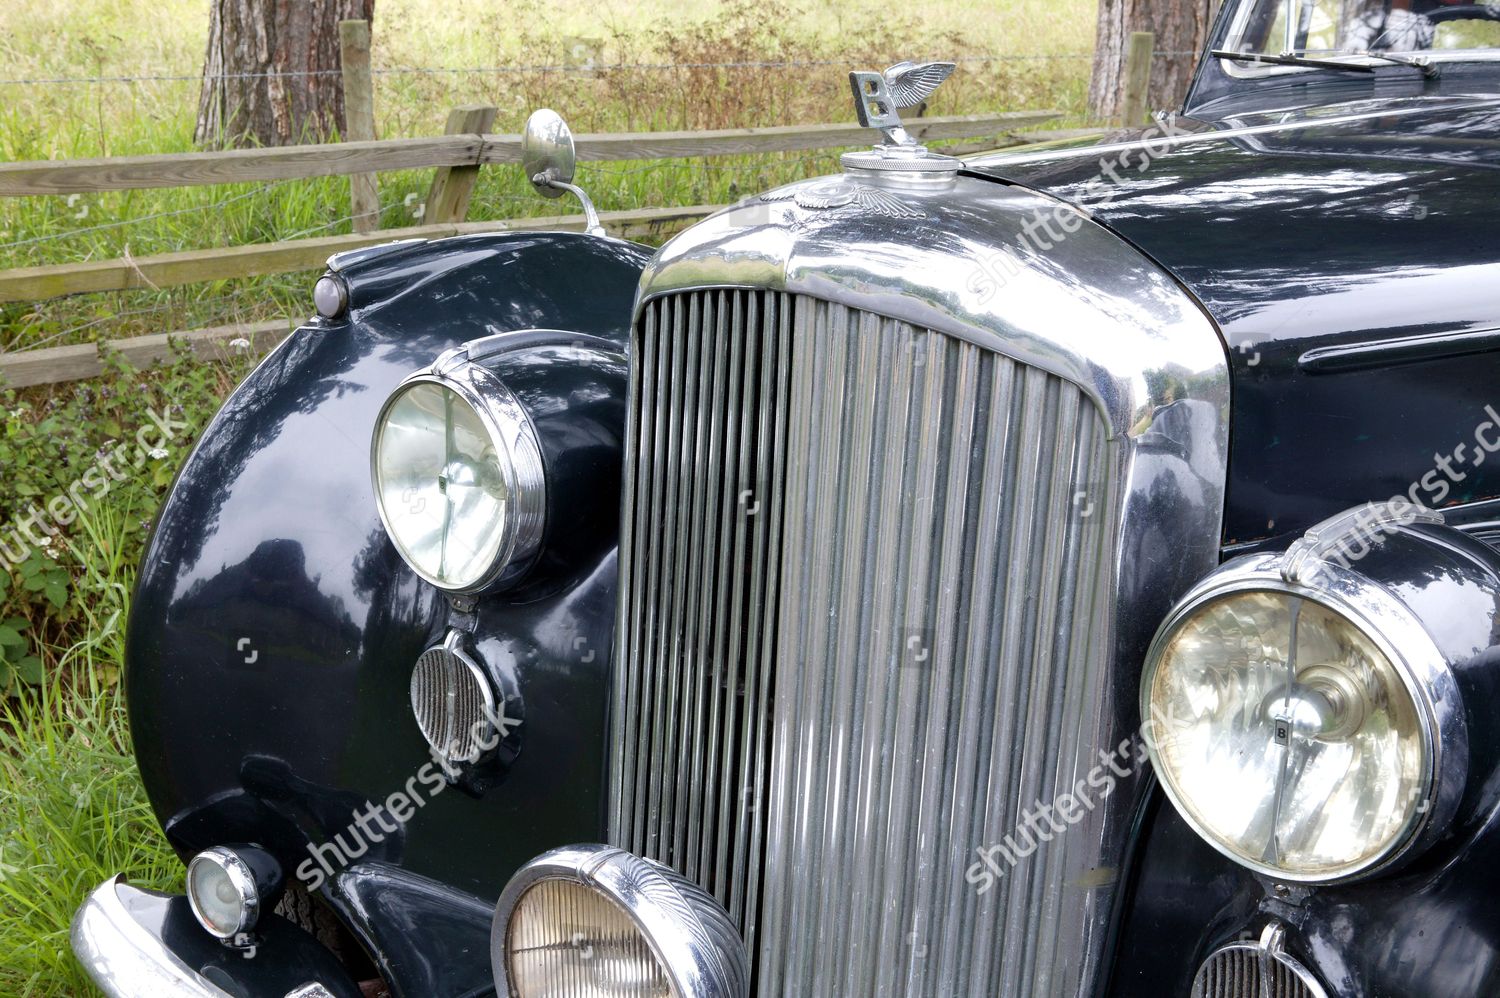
[612,291,1120,996]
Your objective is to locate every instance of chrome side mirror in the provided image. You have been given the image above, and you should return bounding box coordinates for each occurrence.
[521,108,576,198]
[520,109,605,237]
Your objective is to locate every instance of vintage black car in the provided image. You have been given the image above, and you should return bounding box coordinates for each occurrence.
[70,1,1500,996]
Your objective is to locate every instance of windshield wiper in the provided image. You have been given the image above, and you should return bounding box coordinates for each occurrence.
[1212,49,1376,73]
[1358,50,1440,78]
[1212,48,1439,78]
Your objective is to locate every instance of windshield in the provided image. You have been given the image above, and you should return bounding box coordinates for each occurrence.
[1227,0,1500,58]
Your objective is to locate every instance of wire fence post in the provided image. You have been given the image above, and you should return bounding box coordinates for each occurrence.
[424,104,498,224]
[340,19,379,233]
[1122,31,1155,127]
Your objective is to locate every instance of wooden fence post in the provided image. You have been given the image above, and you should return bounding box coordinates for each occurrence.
[1122,31,1155,128]
[340,19,379,233]
[425,104,499,224]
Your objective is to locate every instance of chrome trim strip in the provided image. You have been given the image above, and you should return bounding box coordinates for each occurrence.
[72,876,233,998]
[1299,324,1500,373]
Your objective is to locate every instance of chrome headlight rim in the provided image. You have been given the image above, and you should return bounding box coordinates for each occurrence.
[371,354,546,595]
[492,843,749,998]
[1141,551,1467,884]
[185,846,262,940]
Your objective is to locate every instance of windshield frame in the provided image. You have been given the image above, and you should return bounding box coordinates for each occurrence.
[1220,0,1500,78]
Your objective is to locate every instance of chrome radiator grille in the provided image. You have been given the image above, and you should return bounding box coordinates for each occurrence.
[610,289,1120,996]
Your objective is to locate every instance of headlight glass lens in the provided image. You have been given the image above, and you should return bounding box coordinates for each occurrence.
[1147,590,1427,879]
[374,381,514,590]
[508,879,671,997]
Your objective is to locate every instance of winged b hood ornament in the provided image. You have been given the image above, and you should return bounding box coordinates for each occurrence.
[755,59,959,220]
[850,61,957,148]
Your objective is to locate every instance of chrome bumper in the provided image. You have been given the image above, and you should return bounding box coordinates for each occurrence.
[72,875,348,998]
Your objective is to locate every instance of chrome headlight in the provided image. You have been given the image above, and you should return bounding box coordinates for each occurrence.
[492,845,748,998]
[372,351,545,593]
[1142,506,1472,882]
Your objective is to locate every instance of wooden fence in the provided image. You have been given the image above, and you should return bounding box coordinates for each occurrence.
[0,110,1082,388]
[0,28,1162,389]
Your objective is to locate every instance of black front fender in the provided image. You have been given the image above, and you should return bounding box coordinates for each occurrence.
[126,232,650,992]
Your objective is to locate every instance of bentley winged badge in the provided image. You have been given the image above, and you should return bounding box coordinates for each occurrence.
[849,60,957,147]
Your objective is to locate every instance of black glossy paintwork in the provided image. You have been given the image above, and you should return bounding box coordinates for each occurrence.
[126,232,649,995]
[325,863,497,998]
[969,95,1500,553]
[1109,525,1500,998]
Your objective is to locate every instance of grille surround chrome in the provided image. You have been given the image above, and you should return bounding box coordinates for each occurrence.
[611,172,1232,996]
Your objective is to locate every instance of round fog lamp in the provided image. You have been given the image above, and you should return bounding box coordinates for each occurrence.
[492,845,748,998]
[185,845,283,940]
[372,359,545,593]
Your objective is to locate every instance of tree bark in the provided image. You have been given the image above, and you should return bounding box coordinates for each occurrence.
[196,0,376,148]
[1089,0,1218,121]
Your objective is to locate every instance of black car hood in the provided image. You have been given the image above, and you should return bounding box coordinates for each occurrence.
[965,95,1500,547]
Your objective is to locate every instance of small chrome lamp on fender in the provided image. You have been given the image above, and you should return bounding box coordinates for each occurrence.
[1140,502,1497,884]
[371,343,546,594]
[491,844,749,998]
[185,845,285,946]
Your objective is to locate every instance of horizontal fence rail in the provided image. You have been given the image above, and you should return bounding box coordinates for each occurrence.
[0,103,1113,389]
[0,205,721,304]
[0,320,293,389]
[0,111,1059,196]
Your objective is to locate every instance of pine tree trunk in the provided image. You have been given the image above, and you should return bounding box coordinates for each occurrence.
[195,0,376,148]
[1089,0,1218,122]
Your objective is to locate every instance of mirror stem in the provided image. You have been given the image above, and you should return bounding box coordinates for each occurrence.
[535,175,606,237]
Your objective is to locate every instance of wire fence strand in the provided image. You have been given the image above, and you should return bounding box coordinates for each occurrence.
[0,52,1103,88]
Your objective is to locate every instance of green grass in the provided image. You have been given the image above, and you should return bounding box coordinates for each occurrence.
[0,1,1098,993]
[0,495,181,996]
[0,346,251,996]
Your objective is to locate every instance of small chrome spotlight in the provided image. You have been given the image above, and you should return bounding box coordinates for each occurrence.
[185,844,284,945]
[492,844,748,998]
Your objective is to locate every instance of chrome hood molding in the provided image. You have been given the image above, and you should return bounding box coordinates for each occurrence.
[638,171,1228,441]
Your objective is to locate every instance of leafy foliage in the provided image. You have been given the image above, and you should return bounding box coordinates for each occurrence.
[0,342,249,693]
